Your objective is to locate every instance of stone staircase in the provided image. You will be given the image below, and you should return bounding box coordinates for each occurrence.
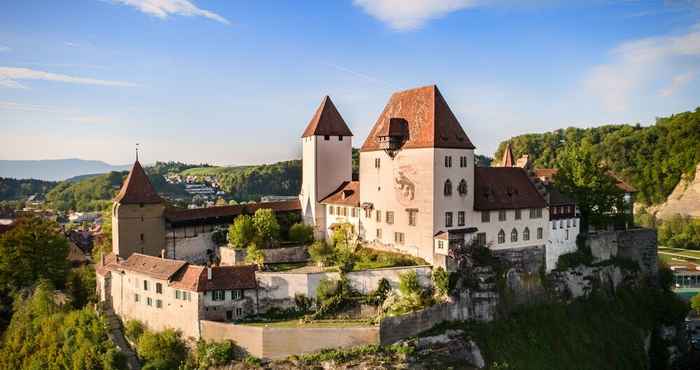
[101,305,141,370]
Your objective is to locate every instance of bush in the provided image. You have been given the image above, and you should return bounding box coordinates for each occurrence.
[432,267,450,297]
[136,328,187,369]
[289,223,314,244]
[692,293,700,314]
[658,214,700,250]
[316,278,340,305]
[66,265,96,308]
[399,271,421,296]
[125,320,145,343]
[245,242,265,269]
[294,293,313,313]
[252,208,281,247]
[366,278,391,306]
[193,340,235,369]
[308,240,335,266]
[555,245,594,270]
[228,215,255,249]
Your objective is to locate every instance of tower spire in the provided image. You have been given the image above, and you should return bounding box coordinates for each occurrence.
[501,142,515,167]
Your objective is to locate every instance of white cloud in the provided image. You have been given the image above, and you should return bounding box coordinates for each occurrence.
[110,0,230,24]
[353,0,478,30]
[0,46,9,52]
[584,25,700,111]
[0,67,137,89]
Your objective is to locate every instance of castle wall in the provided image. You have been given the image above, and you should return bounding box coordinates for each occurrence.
[546,217,580,271]
[432,148,474,232]
[112,202,166,258]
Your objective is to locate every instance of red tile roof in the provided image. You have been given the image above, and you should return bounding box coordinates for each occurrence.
[534,168,637,193]
[95,253,120,276]
[164,199,301,224]
[361,85,475,152]
[120,253,187,280]
[301,96,353,138]
[114,160,164,205]
[320,181,360,206]
[170,264,257,292]
[474,167,547,210]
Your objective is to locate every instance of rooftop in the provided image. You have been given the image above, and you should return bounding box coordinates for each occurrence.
[320,181,360,207]
[114,160,164,205]
[301,96,353,138]
[474,167,547,210]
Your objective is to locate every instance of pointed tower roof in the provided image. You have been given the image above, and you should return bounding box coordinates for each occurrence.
[360,85,475,152]
[301,96,353,138]
[114,160,164,204]
[500,142,515,167]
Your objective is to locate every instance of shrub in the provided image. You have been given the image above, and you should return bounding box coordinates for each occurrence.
[294,293,313,313]
[193,340,235,369]
[136,328,187,369]
[398,270,421,296]
[692,293,700,314]
[245,242,265,269]
[289,223,314,244]
[432,267,450,297]
[210,226,228,246]
[367,278,392,306]
[125,319,145,343]
[228,215,254,249]
[243,355,262,367]
[555,245,594,270]
[252,208,281,247]
[308,240,335,266]
[316,278,340,305]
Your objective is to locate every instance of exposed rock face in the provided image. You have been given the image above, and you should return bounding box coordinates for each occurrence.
[549,265,637,299]
[649,162,700,220]
[587,228,658,276]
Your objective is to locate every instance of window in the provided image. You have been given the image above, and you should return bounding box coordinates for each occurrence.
[374,158,381,169]
[407,209,417,226]
[444,156,452,167]
[212,290,225,301]
[511,228,518,242]
[445,212,453,227]
[437,240,445,250]
[341,207,347,217]
[329,206,334,215]
[364,208,371,218]
[559,220,564,228]
[376,228,382,239]
[481,211,490,223]
[351,208,358,218]
[324,135,330,141]
[530,208,542,219]
[143,280,149,291]
[386,211,394,225]
[175,290,181,300]
[537,227,543,239]
[156,299,163,308]
[185,292,191,301]
[498,229,505,244]
[375,210,381,223]
[140,233,144,242]
[498,210,506,221]
[231,290,242,300]
[565,229,569,240]
[476,232,486,247]
[147,297,153,306]
[236,307,243,317]
[458,179,467,196]
[573,219,577,227]
[444,179,453,196]
[338,136,343,141]
[135,293,140,302]
[458,211,465,226]
[553,221,557,230]
[552,207,558,215]
[394,232,405,244]
[155,282,162,294]
[567,219,571,228]
[460,156,468,168]
[523,227,530,241]
[515,209,521,220]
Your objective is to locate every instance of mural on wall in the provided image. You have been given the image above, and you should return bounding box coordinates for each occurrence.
[394,164,417,206]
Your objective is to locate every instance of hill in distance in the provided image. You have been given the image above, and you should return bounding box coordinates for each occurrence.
[0,159,132,181]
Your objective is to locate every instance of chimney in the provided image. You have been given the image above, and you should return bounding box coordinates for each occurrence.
[207,266,212,280]
[161,249,165,259]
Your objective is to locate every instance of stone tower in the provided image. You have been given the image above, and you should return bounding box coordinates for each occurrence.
[299,96,353,238]
[112,159,166,258]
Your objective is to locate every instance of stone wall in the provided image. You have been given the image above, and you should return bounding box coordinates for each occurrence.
[199,320,379,360]
[219,245,309,265]
[588,228,658,276]
[491,245,545,274]
[549,265,633,299]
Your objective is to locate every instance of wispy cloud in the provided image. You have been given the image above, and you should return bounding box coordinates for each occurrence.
[584,24,700,111]
[353,0,477,30]
[0,67,137,89]
[0,101,117,124]
[323,63,390,86]
[64,41,80,47]
[109,0,230,25]
[0,46,10,52]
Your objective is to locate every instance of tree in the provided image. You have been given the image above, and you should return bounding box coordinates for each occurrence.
[692,292,700,315]
[136,328,187,369]
[252,208,280,247]
[553,142,624,231]
[308,240,335,266]
[227,215,255,249]
[245,242,265,269]
[65,265,97,309]
[331,223,357,273]
[0,216,69,293]
[432,267,450,298]
[289,223,314,245]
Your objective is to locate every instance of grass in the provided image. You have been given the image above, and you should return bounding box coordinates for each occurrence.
[351,247,427,271]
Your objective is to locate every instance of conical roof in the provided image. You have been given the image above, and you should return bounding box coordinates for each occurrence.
[360,85,475,151]
[501,142,515,167]
[301,96,353,138]
[114,160,164,204]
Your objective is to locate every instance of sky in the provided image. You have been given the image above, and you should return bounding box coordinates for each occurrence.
[1,0,700,166]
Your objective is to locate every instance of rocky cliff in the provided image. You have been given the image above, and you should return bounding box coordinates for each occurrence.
[648,162,700,220]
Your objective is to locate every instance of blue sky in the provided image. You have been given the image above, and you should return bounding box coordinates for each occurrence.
[1,0,699,165]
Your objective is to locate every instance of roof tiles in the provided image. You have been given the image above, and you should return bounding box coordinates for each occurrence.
[301,96,353,138]
[114,161,164,205]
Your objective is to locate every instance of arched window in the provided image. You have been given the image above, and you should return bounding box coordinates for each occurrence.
[444,179,452,196]
[458,179,468,196]
[511,228,518,242]
[498,229,505,244]
[553,221,557,229]
[523,227,530,241]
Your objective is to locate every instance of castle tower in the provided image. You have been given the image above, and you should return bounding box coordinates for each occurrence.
[300,96,353,237]
[499,142,515,167]
[112,159,166,258]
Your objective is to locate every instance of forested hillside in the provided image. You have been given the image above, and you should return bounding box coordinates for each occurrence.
[494,107,700,205]
[0,178,56,201]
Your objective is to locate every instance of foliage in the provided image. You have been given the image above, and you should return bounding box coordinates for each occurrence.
[0,281,125,370]
[494,108,700,205]
[553,142,625,230]
[399,270,421,296]
[312,277,359,319]
[475,154,493,167]
[228,215,255,249]
[252,208,280,247]
[294,293,313,313]
[146,161,209,176]
[124,319,145,343]
[210,225,228,246]
[352,247,426,271]
[309,240,335,266]
[658,213,700,250]
[384,271,434,316]
[191,340,235,369]
[366,278,392,306]
[692,293,700,314]
[0,216,69,293]
[555,245,594,270]
[46,171,125,211]
[243,355,263,367]
[288,223,314,245]
[136,328,187,369]
[66,265,96,308]
[92,208,113,262]
[0,177,56,201]
[245,242,265,269]
[658,262,674,292]
[432,267,450,297]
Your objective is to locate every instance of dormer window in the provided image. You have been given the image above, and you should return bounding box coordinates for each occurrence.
[377,118,407,158]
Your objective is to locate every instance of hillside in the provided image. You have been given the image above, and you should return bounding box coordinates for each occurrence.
[494,107,700,205]
[0,178,57,201]
[0,159,131,181]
